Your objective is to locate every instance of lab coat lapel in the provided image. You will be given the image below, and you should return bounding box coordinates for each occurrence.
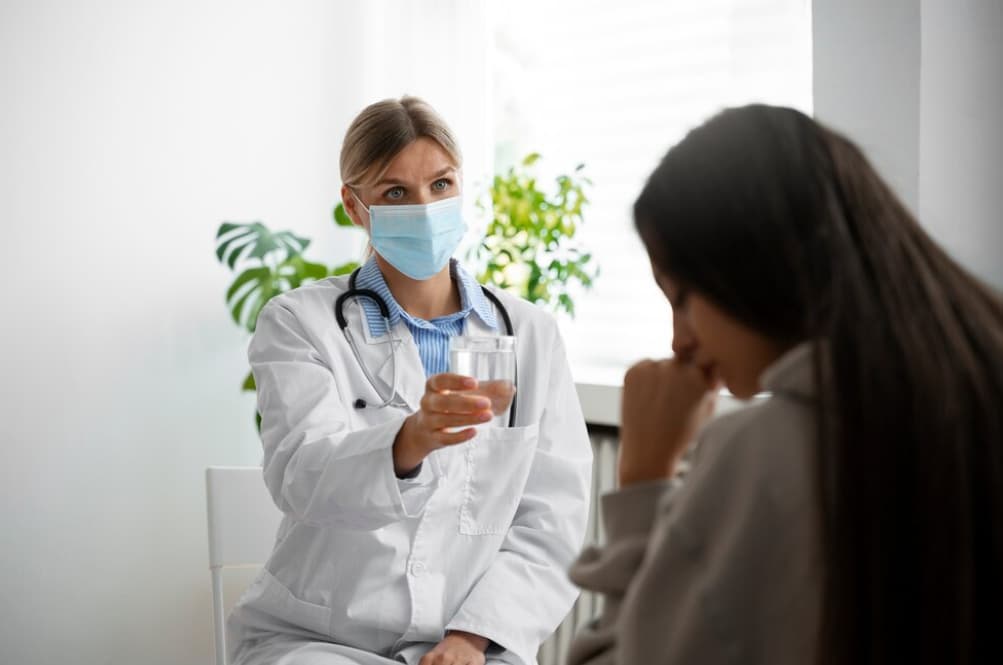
[371,321,424,411]
[346,299,423,412]
[354,310,423,412]
[464,314,496,338]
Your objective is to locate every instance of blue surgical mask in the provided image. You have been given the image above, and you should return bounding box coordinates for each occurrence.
[355,193,466,280]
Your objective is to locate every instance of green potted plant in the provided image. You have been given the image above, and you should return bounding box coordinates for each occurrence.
[214,206,361,394]
[470,153,598,316]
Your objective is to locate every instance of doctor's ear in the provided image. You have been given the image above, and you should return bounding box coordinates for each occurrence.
[340,185,367,229]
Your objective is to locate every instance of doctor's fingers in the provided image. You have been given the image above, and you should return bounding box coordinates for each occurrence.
[419,653,484,665]
[427,372,479,393]
[421,390,492,416]
[426,426,479,448]
[421,409,494,434]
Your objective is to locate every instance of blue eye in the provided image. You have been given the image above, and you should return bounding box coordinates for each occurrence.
[385,186,405,200]
[432,178,451,192]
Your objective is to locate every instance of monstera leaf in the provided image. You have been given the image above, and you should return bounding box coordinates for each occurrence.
[216,220,360,333]
[224,254,330,333]
[216,215,362,416]
[215,222,310,269]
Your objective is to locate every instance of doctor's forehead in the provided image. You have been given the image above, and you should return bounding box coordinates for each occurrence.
[374,165,458,188]
[373,138,459,184]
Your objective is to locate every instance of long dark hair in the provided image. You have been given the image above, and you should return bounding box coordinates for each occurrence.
[634,105,1003,663]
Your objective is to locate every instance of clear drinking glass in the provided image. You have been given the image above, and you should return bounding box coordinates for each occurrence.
[449,335,516,427]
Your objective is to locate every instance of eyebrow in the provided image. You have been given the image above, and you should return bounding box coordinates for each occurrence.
[374,166,456,187]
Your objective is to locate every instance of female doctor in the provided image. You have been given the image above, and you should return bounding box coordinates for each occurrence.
[226,96,593,665]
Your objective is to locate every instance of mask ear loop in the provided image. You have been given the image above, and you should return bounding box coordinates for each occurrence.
[349,188,371,216]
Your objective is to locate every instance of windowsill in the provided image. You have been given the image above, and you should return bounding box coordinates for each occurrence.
[574,382,623,427]
[574,381,753,428]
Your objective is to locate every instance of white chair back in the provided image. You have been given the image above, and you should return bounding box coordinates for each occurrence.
[205,466,283,665]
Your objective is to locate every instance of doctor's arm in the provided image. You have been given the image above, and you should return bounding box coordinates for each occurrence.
[445,330,593,665]
[393,373,504,475]
[251,300,487,529]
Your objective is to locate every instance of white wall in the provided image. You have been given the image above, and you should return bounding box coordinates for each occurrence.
[812,0,922,214]
[0,2,364,663]
[919,0,1003,289]
[813,0,1002,289]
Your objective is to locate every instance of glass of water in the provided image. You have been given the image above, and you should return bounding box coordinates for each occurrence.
[449,335,516,427]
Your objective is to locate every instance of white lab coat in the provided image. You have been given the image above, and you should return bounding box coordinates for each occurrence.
[226,274,593,665]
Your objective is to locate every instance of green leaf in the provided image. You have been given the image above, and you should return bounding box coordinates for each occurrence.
[244,229,310,263]
[241,371,256,392]
[226,266,271,303]
[216,222,247,240]
[281,255,328,287]
[229,282,259,328]
[215,225,256,264]
[331,261,359,276]
[245,287,275,333]
[301,259,329,280]
[333,203,355,227]
[214,221,311,269]
[481,152,598,317]
[225,261,283,333]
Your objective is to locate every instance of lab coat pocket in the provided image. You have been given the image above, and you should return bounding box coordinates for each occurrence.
[459,423,539,536]
[250,568,333,637]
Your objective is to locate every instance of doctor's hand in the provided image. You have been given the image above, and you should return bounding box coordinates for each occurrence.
[393,373,496,476]
[618,357,719,487]
[420,631,489,665]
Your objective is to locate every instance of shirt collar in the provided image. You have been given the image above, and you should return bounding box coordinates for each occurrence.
[452,260,498,331]
[353,256,498,336]
[759,342,816,398]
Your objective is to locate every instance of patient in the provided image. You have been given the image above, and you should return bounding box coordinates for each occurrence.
[567,105,1003,665]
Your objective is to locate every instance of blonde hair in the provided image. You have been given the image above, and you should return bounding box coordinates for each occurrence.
[340,96,462,188]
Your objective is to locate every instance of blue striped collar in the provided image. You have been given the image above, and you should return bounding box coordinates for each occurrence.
[354,256,498,336]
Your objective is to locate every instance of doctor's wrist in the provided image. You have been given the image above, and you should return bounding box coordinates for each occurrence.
[393,414,430,477]
[444,630,490,653]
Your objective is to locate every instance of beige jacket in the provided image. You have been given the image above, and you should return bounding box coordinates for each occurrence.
[568,345,821,665]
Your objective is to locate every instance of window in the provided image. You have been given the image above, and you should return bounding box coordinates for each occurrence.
[491,0,813,383]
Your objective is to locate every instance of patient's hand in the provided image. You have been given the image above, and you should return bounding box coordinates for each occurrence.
[420,630,488,665]
[618,357,718,486]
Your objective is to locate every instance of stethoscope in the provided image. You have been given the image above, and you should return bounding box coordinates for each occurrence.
[335,268,518,427]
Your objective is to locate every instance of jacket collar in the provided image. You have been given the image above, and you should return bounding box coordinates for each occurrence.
[759,342,816,399]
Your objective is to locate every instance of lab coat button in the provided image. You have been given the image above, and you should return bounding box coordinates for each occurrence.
[410,561,425,576]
